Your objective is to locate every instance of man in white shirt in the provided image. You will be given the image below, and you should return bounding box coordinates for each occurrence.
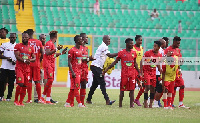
[151,9,160,21]
[153,38,167,108]
[86,35,118,105]
[0,33,17,101]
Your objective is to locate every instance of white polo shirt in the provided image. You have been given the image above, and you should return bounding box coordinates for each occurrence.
[91,41,110,69]
[0,42,16,70]
[156,47,164,75]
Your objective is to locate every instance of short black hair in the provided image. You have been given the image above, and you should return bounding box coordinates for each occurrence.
[10,33,16,36]
[162,37,169,42]
[173,36,181,41]
[26,29,34,36]
[49,30,58,38]
[154,41,161,47]
[125,38,133,43]
[74,35,80,42]
[135,35,142,41]
[80,33,86,37]
[39,34,46,38]
[0,27,9,34]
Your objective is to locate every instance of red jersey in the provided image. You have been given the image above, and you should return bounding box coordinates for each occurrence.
[164,46,182,57]
[43,40,56,68]
[143,49,162,72]
[28,39,43,67]
[14,43,34,70]
[68,46,82,74]
[81,45,88,69]
[117,49,137,76]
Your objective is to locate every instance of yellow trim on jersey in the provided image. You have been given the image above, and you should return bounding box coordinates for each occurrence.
[133,46,143,69]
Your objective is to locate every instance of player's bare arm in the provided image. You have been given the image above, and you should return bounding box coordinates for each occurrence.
[134,58,141,76]
[106,53,118,58]
[55,47,68,57]
[68,57,76,78]
[82,55,96,62]
[40,47,44,62]
[30,54,36,62]
[45,45,63,56]
[14,50,25,63]
[103,57,120,75]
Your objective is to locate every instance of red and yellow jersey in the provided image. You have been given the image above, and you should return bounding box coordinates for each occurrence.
[81,45,88,69]
[14,43,34,70]
[43,40,56,68]
[0,38,10,66]
[28,39,43,67]
[117,49,137,76]
[133,45,143,69]
[68,46,83,74]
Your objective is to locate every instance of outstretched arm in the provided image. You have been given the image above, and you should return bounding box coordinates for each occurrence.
[106,53,118,58]
[103,57,120,75]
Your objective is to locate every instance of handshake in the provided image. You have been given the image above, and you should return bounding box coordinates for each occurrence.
[56,44,68,55]
[7,57,16,65]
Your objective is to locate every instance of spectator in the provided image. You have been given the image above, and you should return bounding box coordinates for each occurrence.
[18,0,24,11]
[151,9,160,21]
[94,0,100,16]
[178,20,182,33]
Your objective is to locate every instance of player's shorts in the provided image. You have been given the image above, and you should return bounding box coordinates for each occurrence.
[70,73,81,89]
[164,81,175,93]
[156,75,163,93]
[30,66,41,81]
[174,77,184,87]
[143,72,156,87]
[15,67,30,86]
[81,68,88,82]
[120,74,136,91]
[44,67,54,79]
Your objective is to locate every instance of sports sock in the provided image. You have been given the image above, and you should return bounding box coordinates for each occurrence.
[179,88,184,102]
[46,97,51,101]
[136,87,145,100]
[36,83,41,100]
[167,96,172,107]
[19,87,26,103]
[179,101,183,106]
[15,85,21,102]
[172,91,176,105]
[46,85,52,97]
[27,82,32,101]
[80,89,86,105]
[163,93,167,107]
[74,89,81,104]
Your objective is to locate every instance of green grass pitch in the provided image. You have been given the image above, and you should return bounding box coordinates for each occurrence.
[0,87,200,123]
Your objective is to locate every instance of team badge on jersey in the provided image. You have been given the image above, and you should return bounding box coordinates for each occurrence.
[50,73,52,77]
[132,53,134,57]
[18,77,22,81]
[76,83,79,87]
[144,80,147,83]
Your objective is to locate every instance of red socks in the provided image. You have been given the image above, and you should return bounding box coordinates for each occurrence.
[136,87,145,100]
[15,85,21,102]
[36,83,41,100]
[74,89,81,104]
[80,89,86,105]
[66,89,81,104]
[43,79,53,96]
[172,91,176,105]
[19,87,27,103]
[163,99,167,107]
[27,82,32,101]
[167,97,172,107]
[179,88,184,102]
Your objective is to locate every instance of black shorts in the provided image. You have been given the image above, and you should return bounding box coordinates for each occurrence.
[156,75,163,93]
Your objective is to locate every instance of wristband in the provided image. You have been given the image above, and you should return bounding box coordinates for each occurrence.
[178,69,181,71]
[24,59,26,63]
[87,58,89,62]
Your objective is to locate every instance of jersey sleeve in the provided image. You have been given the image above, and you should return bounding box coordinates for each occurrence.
[143,51,149,57]
[117,51,122,59]
[14,44,20,52]
[68,49,73,59]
